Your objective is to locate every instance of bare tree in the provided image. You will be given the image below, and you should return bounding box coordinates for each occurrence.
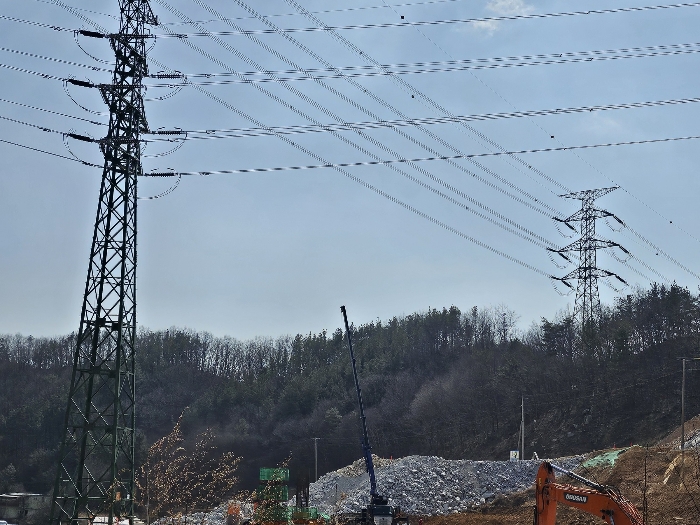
[136,411,241,521]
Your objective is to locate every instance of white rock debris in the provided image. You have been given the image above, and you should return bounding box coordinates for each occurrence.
[158,454,582,525]
[307,454,582,516]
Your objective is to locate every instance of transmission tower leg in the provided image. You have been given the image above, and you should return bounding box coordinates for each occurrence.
[49,2,156,525]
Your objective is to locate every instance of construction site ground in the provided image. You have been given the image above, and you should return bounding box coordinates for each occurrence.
[423,416,700,525]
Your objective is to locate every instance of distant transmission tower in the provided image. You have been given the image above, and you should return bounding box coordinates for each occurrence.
[549,186,628,329]
[50,3,157,525]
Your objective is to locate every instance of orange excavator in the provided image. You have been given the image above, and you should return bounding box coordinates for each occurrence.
[534,461,644,525]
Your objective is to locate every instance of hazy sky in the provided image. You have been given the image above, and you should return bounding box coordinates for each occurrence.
[2,0,700,340]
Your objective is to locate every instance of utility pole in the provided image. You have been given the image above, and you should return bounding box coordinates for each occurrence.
[549,187,628,332]
[680,357,700,469]
[501,312,507,345]
[682,358,686,463]
[50,3,157,525]
[520,397,525,461]
[313,437,320,482]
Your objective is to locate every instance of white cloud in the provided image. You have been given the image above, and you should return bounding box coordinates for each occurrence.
[471,19,500,33]
[469,0,535,34]
[486,0,535,16]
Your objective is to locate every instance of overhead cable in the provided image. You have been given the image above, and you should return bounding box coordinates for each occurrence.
[283,0,676,283]
[14,1,700,36]
[284,0,570,197]
[0,45,113,73]
[0,14,73,32]
[142,133,700,175]
[156,0,470,24]
[386,0,700,255]
[31,0,117,19]
[145,2,700,36]
[155,0,554,246]
[157,83,557,281]
[23,39,700,86]
[148,96,700,138]
[60,1,675,285]
[148,51,560,280]
[0,136,100,166]
[194,0,561,215]
[148,42,700,84]
[0,97,105,126]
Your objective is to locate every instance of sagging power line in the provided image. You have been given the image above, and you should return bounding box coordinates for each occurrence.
[9,0,688,296]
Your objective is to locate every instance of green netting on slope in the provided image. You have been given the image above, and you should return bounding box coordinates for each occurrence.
[581,447,630,468]
[260,468,290,481]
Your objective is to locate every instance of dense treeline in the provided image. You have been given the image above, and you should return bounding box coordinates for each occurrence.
[1,283,699,496]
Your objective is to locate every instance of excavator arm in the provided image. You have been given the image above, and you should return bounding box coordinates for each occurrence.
[534,462,644,525]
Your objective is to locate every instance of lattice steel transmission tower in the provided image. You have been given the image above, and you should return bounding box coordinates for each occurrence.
[50,3,157,525]
[548,186,628,329]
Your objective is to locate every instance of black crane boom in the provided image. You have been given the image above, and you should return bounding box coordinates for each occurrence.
[341,305,383,503]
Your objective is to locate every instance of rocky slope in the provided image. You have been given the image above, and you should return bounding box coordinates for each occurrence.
[307,454,582,515]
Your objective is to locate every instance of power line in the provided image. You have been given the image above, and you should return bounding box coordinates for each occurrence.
[35,0,693,282]
[139,67,558,281]
[147,42,700,84]
[189,0,563,217]
[32,0,118,19]
[141,133,700,175]
[382,0,700,262]
[47,0,680,286]
[155,0,560,243]
[157,0,548,245]
[0,136,100,166]
[282,0,568,199]
[283,0,682,286]
[143,2,700,36]
[147,96,700,139]
[0,45,114,73]
[0,14,73,32]
[16,1,700,36]
[0,62,181,103]
[0,97,105,125]
[18,39,700,85]
[157,0,470,25]
[26,0,468,28]
[154,0,675,287]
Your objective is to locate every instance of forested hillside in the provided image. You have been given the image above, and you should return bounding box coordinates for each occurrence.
[1,283,699,495]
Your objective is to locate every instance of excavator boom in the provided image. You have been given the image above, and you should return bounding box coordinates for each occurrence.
[534,462,644,525]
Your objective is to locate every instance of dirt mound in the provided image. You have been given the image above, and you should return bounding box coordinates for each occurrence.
[422,445,700,525]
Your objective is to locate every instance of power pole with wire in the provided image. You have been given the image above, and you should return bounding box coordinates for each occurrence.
[520,397,525,461]
[549,187,628,331]
[49,3,157,525]
[313,437,320,482]
[680,357,700,469]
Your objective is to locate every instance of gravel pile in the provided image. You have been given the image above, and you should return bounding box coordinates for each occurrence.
[159,455,582,524]
[308,454,582,516]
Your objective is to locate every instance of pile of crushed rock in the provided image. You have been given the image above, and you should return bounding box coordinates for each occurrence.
[308,454,582,516]
[158,454,582,524]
